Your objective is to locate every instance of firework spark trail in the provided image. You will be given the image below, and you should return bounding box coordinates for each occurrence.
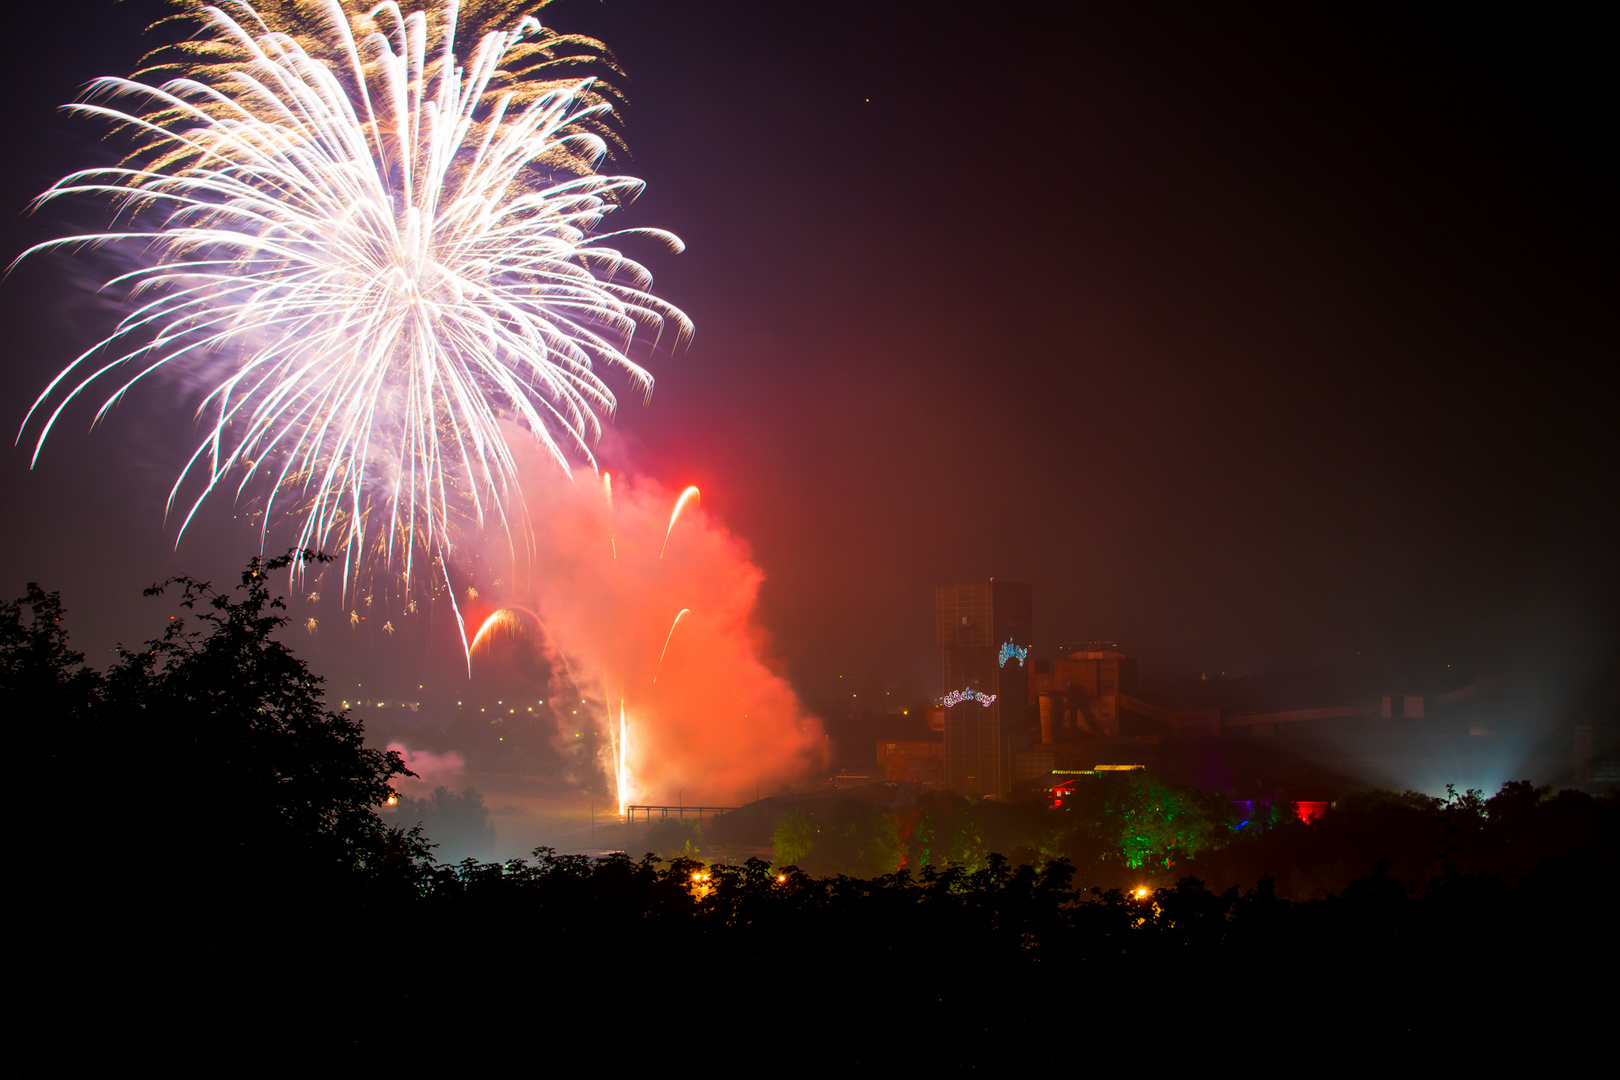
[615,697,630,817]
[659,485,700,557]
[468,606,524,654]
[652,607,690,684]
[15,0,691,637]
[604,470,616,558]
[469,604,571,679]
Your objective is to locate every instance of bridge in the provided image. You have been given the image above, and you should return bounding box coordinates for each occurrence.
[623,804,737,825]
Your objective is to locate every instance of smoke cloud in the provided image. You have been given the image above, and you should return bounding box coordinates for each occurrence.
[387,742,466,792]
[473,456,824,806]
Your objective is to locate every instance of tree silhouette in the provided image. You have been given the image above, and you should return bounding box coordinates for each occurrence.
[108,551,427,885]
[10,553,438,1062]
[3,584,105,774]
[5,551,431,893]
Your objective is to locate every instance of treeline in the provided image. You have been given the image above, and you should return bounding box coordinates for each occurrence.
[8,560,1617,1063]
[721,778,1617,898]
[138,844,1616,1064]
[746,777,1238,881]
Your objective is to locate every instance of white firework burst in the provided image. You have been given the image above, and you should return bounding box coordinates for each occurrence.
[17,0,690,612]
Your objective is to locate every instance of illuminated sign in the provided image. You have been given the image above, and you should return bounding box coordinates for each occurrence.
[998,639,1029,668]
[941,689,997,708]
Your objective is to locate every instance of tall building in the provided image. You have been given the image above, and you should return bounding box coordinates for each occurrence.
[936,581,1032,798]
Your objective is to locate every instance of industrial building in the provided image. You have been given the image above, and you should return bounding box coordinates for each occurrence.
[932,583,1206,798]
[935,581,1032,798]
[925,580,1598,799]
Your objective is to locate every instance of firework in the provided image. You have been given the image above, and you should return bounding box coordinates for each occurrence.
[659,485,700,557]
[17,0,691,622]
[614,696,630,816]
[469,607,524,653]
[653,606,689,683]
[468,603,546,653]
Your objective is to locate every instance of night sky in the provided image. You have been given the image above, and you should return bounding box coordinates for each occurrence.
[2,1,1613,710]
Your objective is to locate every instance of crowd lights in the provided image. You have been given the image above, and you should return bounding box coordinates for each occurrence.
[998,639,1029,668]
[941,689,997,708]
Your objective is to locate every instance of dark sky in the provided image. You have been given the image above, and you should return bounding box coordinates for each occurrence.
[1,1,1614,707]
